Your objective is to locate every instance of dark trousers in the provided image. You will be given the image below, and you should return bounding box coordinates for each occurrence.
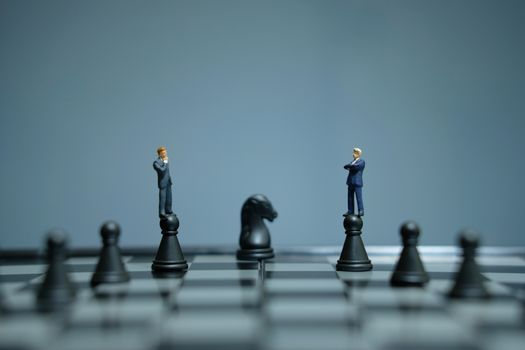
[159,185,173,217]
[347,185,364,214]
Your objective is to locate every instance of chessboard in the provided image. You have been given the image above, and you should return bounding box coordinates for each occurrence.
[1,248,524,350]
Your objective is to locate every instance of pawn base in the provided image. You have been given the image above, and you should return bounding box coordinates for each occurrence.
[36,292,75,313]
[237,248,274,261]
[151,260,188,272]
[91,272,130,288]
[448,286,491,299]
[390,272,429,287]
[336,259,373,272]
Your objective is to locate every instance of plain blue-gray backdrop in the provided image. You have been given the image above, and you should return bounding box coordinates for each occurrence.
[1,0,524,249]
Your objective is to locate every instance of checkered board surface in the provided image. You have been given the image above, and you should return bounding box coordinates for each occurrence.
[1,251,524,350]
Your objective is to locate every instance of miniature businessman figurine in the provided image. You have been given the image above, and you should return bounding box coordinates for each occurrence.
[153,146,173,218]
[344,147,365,217]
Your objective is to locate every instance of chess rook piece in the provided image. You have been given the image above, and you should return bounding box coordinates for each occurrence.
[390,221,429,287]
[448,230,490,299]
[36,231,76,312]
[152,214,188,271]
[91,221,130,288]
[237,194,278,261]
[336,215,372,271]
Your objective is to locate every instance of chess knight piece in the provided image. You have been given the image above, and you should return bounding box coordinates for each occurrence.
[237,194,278,260]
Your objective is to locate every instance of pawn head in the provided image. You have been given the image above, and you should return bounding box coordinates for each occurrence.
[400,221,420,245]
[45,229,68,259]
[343,214,363,232]
[458,229,480,250]
[160,214,180,232]
[100,221,120,244]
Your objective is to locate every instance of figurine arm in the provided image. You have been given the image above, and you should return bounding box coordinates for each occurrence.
[153,160,167,172]
[352,161,365,171]
[344,164,351,170]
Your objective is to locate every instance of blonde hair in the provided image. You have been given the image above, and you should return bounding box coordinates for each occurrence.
[353,147,362,156]
[156,146,167,155]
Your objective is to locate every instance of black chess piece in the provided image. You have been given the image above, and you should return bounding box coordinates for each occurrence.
[448,230,490,299]
[90,221,130,287]
[0,263,4,314]
[336,215,373,271]
[0,248,4,313]
[152,214,188,271]
[36,230,76,312]
[236,194,278,261]
[390,221,429,287]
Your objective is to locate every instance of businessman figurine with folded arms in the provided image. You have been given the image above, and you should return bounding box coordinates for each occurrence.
[344,147,365,217]
[153,146,173,218]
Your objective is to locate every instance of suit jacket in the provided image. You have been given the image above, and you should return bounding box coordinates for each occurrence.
[344,158,365,187]
[153,158,172,189]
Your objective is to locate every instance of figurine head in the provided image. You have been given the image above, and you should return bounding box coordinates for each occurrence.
[353,147,362,159]
[157,146,168,160]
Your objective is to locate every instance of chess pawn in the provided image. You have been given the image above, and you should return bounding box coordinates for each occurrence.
[36,231,76,312]
[448,231,490,299]
[0,284,3,313]
[390,221,429,287]
[0,253,5,313]
[152,214,188,272]
[91,221,130,287]
[336,215,373,272]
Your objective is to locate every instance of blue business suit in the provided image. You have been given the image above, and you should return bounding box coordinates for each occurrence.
[153,158,173,217]
[344,158,365,215]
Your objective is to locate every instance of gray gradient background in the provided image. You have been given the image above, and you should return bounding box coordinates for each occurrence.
[1,0,524,249]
